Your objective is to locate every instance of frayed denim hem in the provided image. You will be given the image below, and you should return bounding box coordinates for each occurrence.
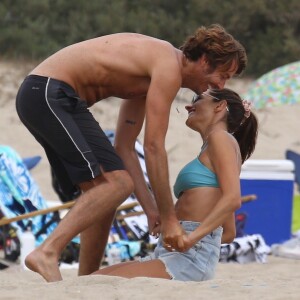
[157,258,175,280]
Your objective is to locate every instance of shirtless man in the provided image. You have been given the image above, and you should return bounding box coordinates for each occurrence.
[16,24,247,282]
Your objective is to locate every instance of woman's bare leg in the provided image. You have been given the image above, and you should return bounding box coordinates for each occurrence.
[78,210,116,275]
[93,259,171,279]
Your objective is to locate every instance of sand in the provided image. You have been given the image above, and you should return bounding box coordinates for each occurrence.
[1,60,300,299]
[0,255,299,300]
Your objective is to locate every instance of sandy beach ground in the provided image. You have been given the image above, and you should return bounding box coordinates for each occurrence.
[1,255,299,300]
[1,61,300,299]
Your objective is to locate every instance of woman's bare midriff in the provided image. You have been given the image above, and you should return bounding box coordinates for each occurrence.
[175,187,222,222]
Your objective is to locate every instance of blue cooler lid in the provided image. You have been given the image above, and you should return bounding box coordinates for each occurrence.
[240,159,295,180]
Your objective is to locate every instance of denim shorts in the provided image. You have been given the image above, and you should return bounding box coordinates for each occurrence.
[140,221,223,281]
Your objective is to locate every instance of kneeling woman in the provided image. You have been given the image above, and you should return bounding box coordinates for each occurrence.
[93,88,258,281]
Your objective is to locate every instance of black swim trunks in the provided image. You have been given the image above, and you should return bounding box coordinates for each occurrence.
[16,75,125,194]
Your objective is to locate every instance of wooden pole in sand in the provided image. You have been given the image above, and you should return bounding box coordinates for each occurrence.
[0,194,256,226]
[0,200,140,226]
[241,194,257,203]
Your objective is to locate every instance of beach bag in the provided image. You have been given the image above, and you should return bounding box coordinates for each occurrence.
[0,208,21,262]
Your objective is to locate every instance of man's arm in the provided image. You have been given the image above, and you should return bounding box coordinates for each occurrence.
[143,63,185,249]
[114,98,160,235]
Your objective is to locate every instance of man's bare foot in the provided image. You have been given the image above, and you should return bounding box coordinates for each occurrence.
[25,248,62,282]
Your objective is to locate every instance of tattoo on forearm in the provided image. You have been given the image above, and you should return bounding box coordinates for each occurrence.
[125,119,136,125]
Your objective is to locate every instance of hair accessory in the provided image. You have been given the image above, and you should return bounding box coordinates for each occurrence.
[242,100,252,118]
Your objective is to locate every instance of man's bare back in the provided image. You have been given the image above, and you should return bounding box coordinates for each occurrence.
[31,33,182,106]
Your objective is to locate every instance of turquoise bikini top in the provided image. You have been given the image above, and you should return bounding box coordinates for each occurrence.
[173,155,219,199]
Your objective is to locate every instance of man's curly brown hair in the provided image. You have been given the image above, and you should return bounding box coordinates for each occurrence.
[180,24,247,75]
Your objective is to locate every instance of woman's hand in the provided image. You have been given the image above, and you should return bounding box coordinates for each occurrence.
[179,232,199,252]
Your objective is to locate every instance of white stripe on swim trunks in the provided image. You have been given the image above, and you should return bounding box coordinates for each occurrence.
[44,77,95,178]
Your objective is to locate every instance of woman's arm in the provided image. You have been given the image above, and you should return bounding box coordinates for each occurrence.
[182,131,242,250]
[221,213,236,244]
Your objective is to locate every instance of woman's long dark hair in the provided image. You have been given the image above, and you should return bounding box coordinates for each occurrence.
[209,88,258,164]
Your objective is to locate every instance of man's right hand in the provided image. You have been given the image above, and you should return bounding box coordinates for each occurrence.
[147,210,161,238]
[161,217,186,252]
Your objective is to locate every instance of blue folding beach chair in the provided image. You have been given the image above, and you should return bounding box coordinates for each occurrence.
[286,149,300,192]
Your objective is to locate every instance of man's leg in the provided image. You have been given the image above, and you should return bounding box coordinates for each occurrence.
[78,211,115,275]
[25,169,134,282]
[76,177,117,276]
